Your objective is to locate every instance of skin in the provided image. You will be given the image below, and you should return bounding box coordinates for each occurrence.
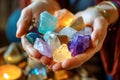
[16,0,119,71]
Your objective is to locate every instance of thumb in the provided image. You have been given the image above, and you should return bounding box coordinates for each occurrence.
[91,17,108,47]
[16,7,32,38]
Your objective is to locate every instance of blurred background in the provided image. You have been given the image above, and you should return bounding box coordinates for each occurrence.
[0,0,19,47]
[0,0,109,80]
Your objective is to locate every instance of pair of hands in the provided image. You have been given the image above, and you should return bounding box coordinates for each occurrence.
[16,1,109,71]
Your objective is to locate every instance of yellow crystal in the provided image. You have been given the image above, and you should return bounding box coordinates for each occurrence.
[53,44,71,62]
[54,9,75,32]
[70,16,85,31]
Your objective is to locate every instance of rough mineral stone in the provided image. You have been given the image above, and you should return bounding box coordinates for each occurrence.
[68,34,91,56]
[43,31,61,50]
[59,27,77,38]
[34,38,53,58]
[54,9,75,32]
[38,11,58,34]
[53,44,71,62]
[57,35,70,44]
[77,27,92,36]
[70,16,85,31]
[26,32,43,44]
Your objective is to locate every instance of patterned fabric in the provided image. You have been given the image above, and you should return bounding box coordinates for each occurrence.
[100,1,120,80]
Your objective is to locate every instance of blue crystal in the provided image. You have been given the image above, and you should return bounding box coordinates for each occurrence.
[38,11,58,34]
[26,32,43,44]
[29,67,46,75]
[68,34,91,56]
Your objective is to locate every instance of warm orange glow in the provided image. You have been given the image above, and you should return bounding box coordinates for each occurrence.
[55,70,69,80]
[0,65,22,80]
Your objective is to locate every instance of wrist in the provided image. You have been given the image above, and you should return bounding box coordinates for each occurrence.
[97,1,119,25]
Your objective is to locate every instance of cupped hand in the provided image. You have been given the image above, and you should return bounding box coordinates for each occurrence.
[16,0,60,38]
[17,0,60,66]
[21,35,54,66]
[50,7,109,71]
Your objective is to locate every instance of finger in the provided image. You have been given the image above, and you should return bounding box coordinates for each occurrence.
[40,56,52,65]
[47,61,56,70]
[16,7,32,38]
[21,35,41,58]
[52,62,63,71]
[75,11,83,17]
[30,57,41,63]
[91,17,108,47]
[52,47,94,71]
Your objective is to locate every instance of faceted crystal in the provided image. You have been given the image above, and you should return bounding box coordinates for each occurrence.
[4,43,24,64]
[43,31,61,50]
[54,9,75,32]
[77,27,92,36]
[28,64,47,80]
[70,16,85,31]
[38,11,58,34]
[26,32,43,44]
[68,34,91,57]
[53,44,71,62]
[34,38,53,58]
[59,27,77,38]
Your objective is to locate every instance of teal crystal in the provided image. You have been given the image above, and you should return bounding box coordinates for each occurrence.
[38,11,58,34]
[26,32,43,44]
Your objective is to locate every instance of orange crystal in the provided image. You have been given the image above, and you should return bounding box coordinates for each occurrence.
[54,9,75,32]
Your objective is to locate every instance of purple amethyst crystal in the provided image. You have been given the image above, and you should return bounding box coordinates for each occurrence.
[68,34,91,56]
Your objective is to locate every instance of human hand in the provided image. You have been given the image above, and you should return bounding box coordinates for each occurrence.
[50,7,109,71]
[21,35,53,66]
[16,0,60,38]
[17,0,60,66]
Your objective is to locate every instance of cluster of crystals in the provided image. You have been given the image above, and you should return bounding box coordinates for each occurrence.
[26,9,92,62]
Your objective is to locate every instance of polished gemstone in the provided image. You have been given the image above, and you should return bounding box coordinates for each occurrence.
[53,44,71,62]
[34,38,53,58]
[68,34,91,56]
[54,9,75,32]
[38,11,58,34]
